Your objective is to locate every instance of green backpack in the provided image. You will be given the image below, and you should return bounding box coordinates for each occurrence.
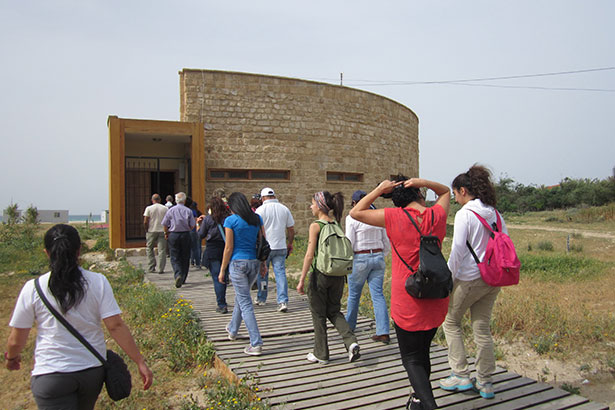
[313,220,354,276]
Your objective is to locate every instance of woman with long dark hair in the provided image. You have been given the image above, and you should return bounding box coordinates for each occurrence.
[220,192,266,356]
[350,176,450,410]
[438,165,505,399]
[297,191,360,365]
[197,197,232,314]
[5,224,152,409]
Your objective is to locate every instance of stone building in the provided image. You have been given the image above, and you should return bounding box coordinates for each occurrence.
[108,69,418,248]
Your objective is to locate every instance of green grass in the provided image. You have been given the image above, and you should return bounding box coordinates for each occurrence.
[520,254,608,282]
[1,224,269,409]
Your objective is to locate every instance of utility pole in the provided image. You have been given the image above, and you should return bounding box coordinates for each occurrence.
[340,72,343,86]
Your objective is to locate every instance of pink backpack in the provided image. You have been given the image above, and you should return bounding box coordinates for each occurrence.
[466,210,520,287]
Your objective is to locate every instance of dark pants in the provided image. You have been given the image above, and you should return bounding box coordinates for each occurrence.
[394,322,439,410]
[168,231,191,283]
[189,230,201,267]
[307,271,357,361]
[208,258,228,309]
[31,365,105,410]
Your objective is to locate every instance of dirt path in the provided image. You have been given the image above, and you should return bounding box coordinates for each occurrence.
[508,224,615,240]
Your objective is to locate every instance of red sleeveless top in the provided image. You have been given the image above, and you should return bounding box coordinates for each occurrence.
[384,204,449,332]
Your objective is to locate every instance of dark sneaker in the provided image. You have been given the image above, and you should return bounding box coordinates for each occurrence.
[175,276,182,288]
[371,334,391,344]
[216,306,228,314]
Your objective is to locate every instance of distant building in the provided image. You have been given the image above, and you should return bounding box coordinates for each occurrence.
[2,209,68,224]
[38,210,69,223]
[108,69,419,249]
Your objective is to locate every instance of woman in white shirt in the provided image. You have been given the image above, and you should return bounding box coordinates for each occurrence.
[439,165,507,400]
[345,190,391,344]
[5,224,152,409]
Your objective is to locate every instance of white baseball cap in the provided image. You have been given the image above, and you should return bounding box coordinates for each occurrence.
[260,187,275,197]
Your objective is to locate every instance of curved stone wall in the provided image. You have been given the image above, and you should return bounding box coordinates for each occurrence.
[179,69,419,233]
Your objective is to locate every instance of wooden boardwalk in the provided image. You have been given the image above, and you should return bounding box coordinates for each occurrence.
[129,256,609,410]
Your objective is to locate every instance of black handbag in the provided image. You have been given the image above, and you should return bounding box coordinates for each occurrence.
[256,228,271,261]
[34,278,132,401]
[392,209,453,299]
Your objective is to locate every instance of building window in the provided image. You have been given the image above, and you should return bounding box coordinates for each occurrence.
[208,169,290,181]
[54,212,60,218]
[326,172,364,182]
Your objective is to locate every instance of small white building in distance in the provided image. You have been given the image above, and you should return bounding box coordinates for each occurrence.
[2,209,69,224]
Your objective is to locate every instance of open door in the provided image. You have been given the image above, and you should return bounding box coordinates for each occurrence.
[108,116,204,249]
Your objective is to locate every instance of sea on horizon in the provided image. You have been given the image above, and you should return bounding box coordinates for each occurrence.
[0,214,103,223]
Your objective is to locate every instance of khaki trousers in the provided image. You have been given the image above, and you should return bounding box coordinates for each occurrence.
[442,277,500,383]
[146,231,167,273]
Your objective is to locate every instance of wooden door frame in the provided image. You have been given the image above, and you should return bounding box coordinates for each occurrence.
[107,116,204,249]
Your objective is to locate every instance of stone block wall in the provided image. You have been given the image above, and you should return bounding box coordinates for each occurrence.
[179,69,419,234]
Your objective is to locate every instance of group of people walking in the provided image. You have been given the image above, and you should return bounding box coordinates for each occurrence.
[5,163,510,409]
[344,165,508,409]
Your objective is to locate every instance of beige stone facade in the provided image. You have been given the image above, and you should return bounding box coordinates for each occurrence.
[179,69,419,234]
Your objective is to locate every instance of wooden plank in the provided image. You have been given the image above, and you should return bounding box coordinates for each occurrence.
[524,394,590,409]
[138,260,609,410]
[565,402,610,410]
[485,387,571,410]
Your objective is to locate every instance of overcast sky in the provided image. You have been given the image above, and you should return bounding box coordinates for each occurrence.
[1,1,613,214]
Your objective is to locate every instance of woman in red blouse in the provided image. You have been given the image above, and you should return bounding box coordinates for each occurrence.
[350,176,450,410]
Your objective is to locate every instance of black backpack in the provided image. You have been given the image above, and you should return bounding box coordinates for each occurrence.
[392,208,453,299]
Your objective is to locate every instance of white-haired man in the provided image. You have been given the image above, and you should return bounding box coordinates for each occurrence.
[161,192,195,288]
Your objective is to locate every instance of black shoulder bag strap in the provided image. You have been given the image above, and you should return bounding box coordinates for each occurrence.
[391,208,434,273]
[34,277,108,367]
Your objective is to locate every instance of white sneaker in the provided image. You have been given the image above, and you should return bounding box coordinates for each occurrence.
[306,352,328,364]
[439,373,473,391]
[225,325,236,341]
[348,342,361,362]
[244,345,262,356]
[253,298,265,306]
[277,303,288,312]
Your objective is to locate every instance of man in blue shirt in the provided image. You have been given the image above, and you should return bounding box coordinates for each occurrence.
[162,192,196,288]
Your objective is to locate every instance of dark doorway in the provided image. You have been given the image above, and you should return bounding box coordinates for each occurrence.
[151,171,175,201]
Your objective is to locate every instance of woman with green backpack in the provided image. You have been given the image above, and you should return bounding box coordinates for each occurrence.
[296,191,361,365]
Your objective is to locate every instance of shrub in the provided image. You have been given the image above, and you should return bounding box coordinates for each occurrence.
[560,383,581,395]
[532,333,561,354]
[23,205,39,225]
[181,373,269,410]
[536,241,554,251]
[520,254,606,282]
[3,203,20,225]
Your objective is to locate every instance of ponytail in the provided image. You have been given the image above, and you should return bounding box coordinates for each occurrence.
[452,164,497,207]
[330,192,344,223]
[43,224,85,313]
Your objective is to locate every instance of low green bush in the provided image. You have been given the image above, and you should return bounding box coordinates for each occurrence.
[520,254,607,282]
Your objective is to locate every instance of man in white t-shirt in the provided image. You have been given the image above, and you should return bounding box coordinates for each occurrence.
[255,187,295,312]
[144,193,168,273]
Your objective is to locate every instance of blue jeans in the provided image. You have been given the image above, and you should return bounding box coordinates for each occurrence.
[189,231,201,267]
[345,252,390,336]
[208,259,228,309]
[256,249,288,304]
[228,259,263,347]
